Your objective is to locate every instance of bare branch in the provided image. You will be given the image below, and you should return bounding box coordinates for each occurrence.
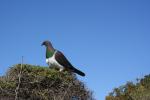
[15,56,23,100]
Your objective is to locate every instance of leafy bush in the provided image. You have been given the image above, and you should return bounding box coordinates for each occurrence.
[0,64,94,100]
[106,75,150,100]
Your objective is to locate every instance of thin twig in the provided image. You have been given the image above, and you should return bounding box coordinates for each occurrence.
[61,83,72,100]
[0,85,3,93]
[15,56,23,100]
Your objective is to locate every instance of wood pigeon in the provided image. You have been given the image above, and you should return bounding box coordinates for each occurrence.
[42,40,85,76]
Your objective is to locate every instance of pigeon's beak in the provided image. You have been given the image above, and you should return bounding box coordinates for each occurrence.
[41,42,45,46]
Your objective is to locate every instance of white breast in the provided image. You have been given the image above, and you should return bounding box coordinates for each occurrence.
[46,51,64,71]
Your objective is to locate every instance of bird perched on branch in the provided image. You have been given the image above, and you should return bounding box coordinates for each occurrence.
[42,40,85,76]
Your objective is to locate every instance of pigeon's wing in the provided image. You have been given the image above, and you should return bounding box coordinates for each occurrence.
[55,51,85,76]
[55,51,74,70]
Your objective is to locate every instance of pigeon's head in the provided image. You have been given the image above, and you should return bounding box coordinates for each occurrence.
[41,40,52,47]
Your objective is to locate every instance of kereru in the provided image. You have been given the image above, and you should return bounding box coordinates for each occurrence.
[42,40,85,76]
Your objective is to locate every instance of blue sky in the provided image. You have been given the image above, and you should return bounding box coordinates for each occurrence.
[0,0,150,99]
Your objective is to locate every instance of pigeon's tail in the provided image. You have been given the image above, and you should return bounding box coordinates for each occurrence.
[73,68,85,77]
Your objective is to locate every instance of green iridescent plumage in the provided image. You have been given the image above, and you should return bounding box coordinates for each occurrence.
[46,48,55,58]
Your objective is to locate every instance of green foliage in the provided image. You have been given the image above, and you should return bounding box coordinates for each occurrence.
[106,75,150,100]
[0,64,94,100]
